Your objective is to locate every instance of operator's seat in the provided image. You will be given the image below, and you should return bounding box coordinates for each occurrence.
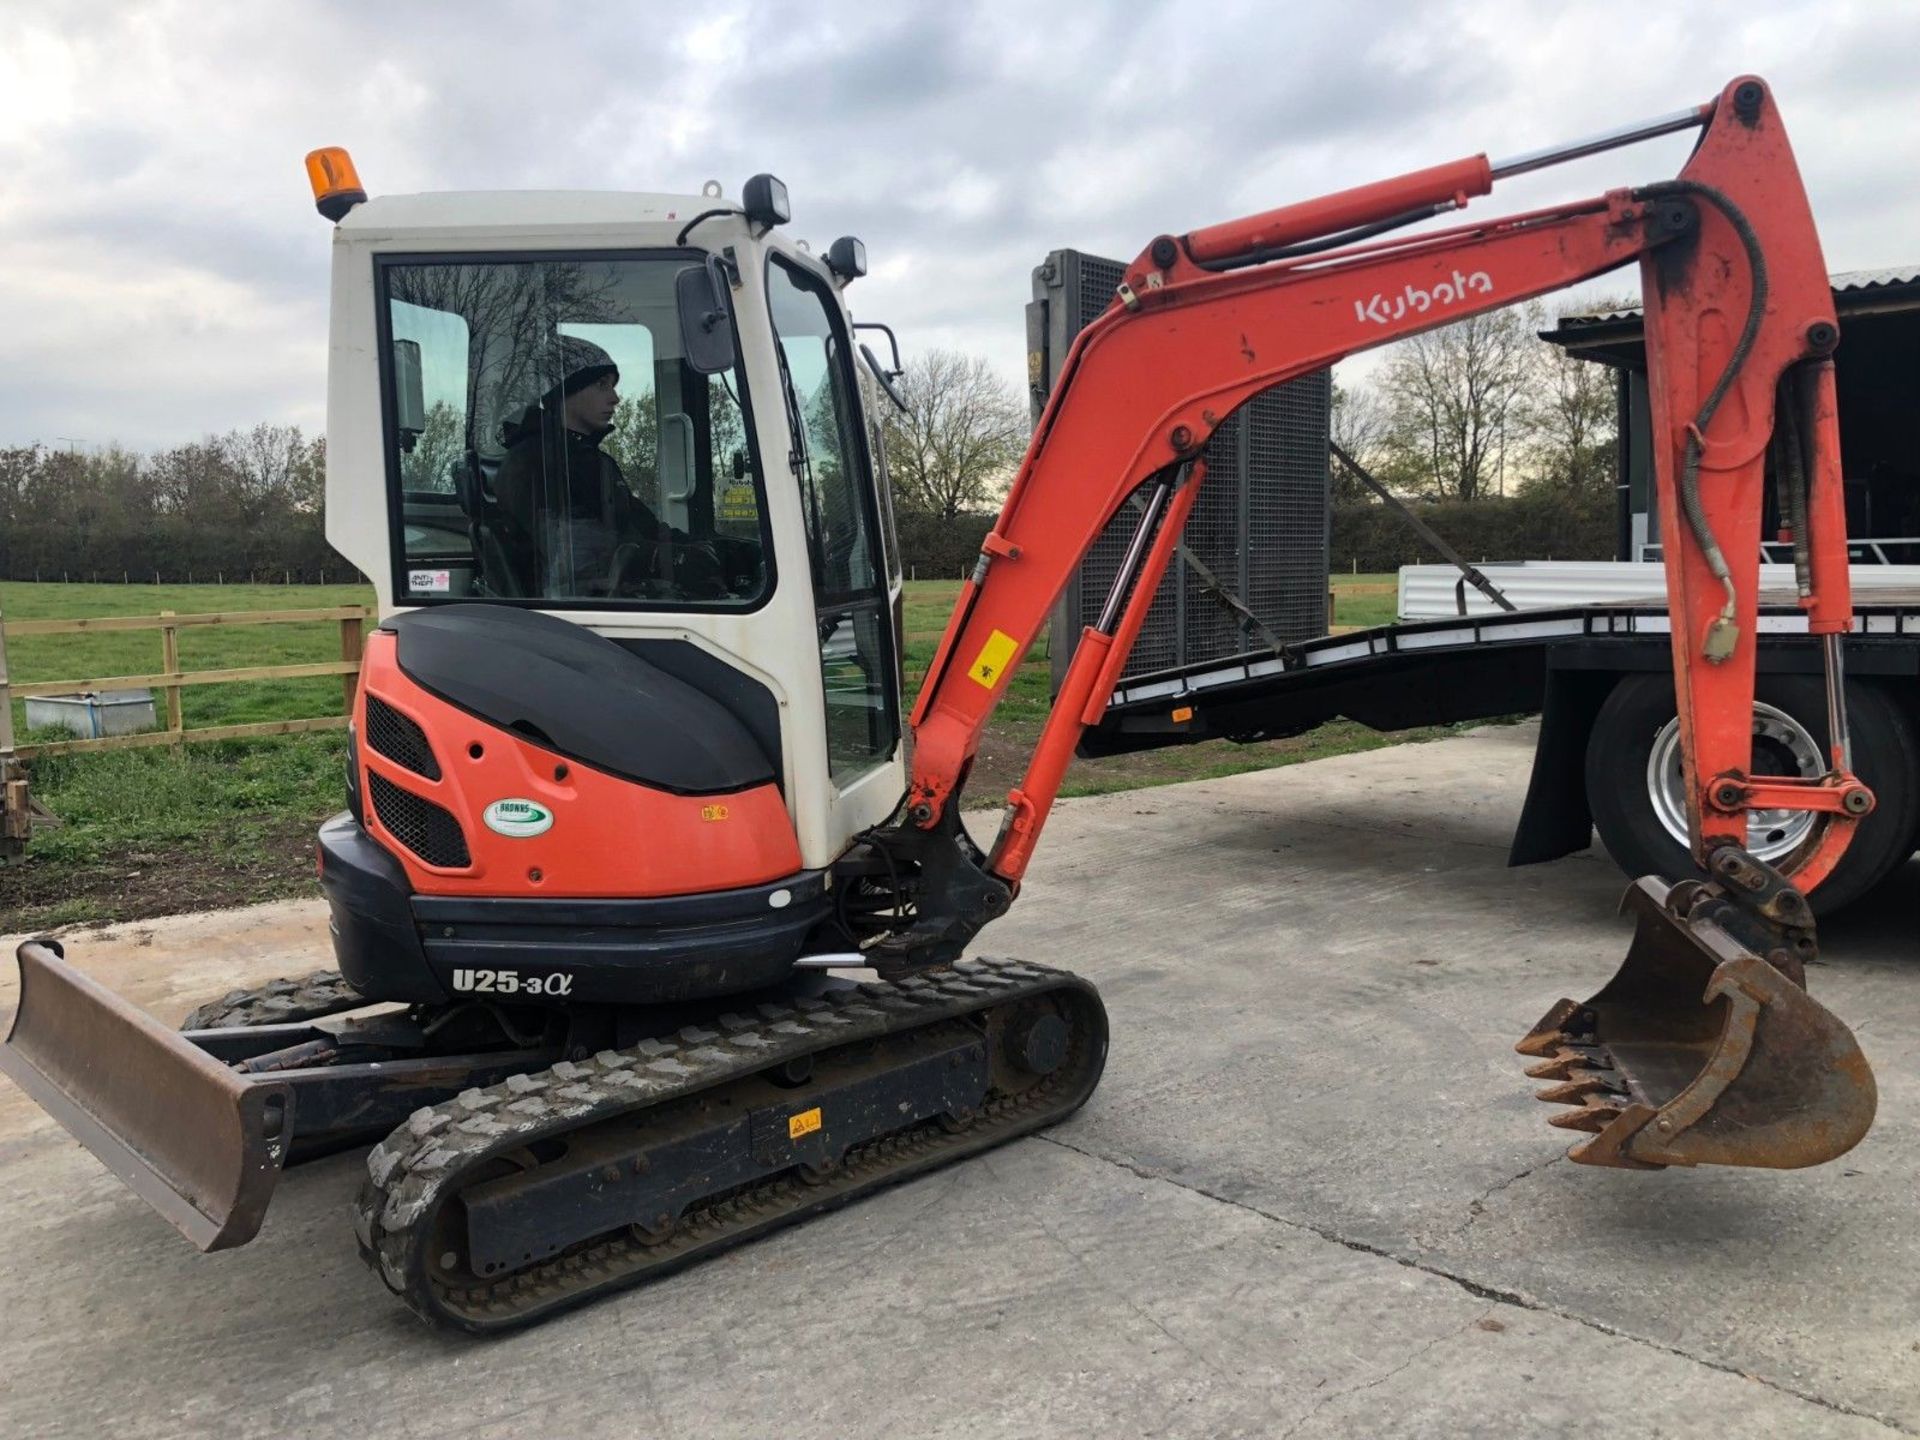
[456,450,533,597]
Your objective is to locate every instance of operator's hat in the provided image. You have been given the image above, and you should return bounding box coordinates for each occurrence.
[543,336,618,405]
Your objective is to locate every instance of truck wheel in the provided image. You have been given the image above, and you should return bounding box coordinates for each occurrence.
[1584,673,1918,915]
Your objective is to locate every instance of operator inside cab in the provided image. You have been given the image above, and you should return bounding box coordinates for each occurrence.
[492,337,741,600]
[381,254,770,609]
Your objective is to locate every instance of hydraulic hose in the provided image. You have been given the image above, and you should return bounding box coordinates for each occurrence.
[1631,179,1769,661]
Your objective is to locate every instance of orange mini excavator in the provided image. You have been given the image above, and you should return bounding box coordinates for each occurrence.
[1,76,1876,1329]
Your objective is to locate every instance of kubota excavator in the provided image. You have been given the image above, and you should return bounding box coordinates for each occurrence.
[0,75,1879,1330]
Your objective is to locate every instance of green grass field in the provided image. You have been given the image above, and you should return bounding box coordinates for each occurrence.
[899,579,1049,725]
[898,572,1399,711]
[2,573,1418,932]
[4,574,1398,741]
[1332,573,1398,629]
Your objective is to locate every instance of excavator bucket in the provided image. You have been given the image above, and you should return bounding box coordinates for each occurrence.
[0,940,293,1249]
[1518,876,1876,1169]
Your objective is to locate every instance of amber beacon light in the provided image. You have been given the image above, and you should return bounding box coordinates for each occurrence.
[305,147,367,222]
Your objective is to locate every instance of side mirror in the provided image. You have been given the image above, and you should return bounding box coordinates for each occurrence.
[675,258,738,375]
[392,338,426,450]
[860,344,909,415]
[853,322,909,415]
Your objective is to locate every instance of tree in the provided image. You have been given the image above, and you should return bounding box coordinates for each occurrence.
[602,379,750,517]
[880,349,1027,517]
[0,446,30,575]
[0,427,348,583]
[1376,306,1539,500]
[602,390,660,506]
[387,259,622,439]
[1328,380,1392,501]
[400,401,465,494]
[1521,296,1628,500]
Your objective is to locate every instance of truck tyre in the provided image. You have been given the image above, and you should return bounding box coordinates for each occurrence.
[1584,673,1918,915]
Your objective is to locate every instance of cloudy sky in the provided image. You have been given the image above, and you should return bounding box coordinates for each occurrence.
[3,0,1917,449]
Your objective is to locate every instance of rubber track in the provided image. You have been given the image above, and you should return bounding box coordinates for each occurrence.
[353,956,1106,1332]
[180,969,369,1031]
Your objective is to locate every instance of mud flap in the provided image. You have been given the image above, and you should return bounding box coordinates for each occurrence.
[0,940,292,1249]
[1518,876,1877,1169]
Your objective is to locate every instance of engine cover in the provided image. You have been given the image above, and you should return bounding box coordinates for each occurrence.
[352,607,802,900]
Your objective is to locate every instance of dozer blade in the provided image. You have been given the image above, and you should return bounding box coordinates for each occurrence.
[0,940,292,1250]
[1518,876,1876,1170]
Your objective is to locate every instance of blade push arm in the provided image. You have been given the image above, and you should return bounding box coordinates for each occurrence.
[875,76,1863,969]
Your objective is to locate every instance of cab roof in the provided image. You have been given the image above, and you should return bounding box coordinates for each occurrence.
[335,190,735,239]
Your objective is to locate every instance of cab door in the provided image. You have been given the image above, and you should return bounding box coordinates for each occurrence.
[765,257,900,787]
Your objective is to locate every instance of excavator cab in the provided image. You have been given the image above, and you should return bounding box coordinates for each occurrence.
[317,170,913,889]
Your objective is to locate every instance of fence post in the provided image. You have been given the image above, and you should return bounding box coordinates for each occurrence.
[340,609,365,715]
[0,591,14,759]
[0,593,27,863]
[159,610,184,742]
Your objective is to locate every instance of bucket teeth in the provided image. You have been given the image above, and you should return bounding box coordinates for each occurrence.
[1523,1047,1607,1082]
[1533,1072,1625,1106]
[1547,1100,1625,1134]
[1514,998,1590,1058]
[1526,1041,1630,1122]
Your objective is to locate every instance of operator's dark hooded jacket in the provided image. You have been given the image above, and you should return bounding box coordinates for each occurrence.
[492,402,673,596]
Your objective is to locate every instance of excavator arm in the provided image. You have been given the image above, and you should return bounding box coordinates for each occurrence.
[862,76,1876,1171]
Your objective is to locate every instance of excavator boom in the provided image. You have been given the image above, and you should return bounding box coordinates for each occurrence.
[873,75,1875,1170]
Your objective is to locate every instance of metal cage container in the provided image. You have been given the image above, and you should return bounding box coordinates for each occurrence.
[1027,249,1333,691]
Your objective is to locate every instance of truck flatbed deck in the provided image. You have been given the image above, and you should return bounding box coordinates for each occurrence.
[1091,590,1920,752]
[1084,591,1920,911]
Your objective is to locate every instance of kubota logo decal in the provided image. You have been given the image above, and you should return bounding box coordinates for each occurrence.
[483,798,553,838]
[1353,269,1494,326]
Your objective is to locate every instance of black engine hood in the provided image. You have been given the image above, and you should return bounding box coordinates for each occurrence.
[384,605,777,797]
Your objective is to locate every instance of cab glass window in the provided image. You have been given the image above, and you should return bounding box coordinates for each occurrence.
[767,257,898,779]
[860,370,905,585]
[380,255,769,608]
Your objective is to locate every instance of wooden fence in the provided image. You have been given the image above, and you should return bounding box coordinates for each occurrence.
[1,602,369,860]
[0,605,367,759]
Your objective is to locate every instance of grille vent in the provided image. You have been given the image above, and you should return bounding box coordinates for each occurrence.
[369,773,471,869]
[1034,248,1331,685]
[1064,255,1180,676]
[363,695,441,780]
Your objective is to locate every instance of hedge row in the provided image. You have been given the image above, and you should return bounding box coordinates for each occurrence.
[893,488,1616,583]
[894,509,995,580]
[1332,488,1616,572]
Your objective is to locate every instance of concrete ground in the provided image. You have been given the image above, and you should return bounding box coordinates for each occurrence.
[1,722,1915,1439]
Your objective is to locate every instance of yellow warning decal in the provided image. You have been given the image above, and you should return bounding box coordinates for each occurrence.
[967,629,1020,689]
[789,1107,823,1140]
[718,482,759,527]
